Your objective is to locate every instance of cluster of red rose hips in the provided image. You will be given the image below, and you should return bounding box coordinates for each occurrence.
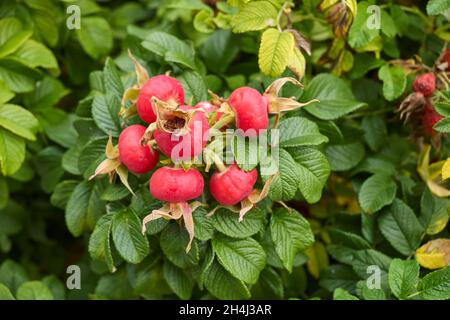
[92,59,311,251]
[398,48,449,138]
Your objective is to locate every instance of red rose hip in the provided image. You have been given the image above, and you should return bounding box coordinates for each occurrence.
[118,125,159,174]
[149,167,204,203]
[412,73,436,97]
[154,105,209,161]
[228,87,269,136]
[210,164,258,206]
[136,75,185,124]
[423,102,443,136]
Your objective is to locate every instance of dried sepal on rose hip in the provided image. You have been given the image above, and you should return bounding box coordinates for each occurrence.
[141,97,210,162]
[141,166,205,252]
[119,52,185,123]
[154,105,210,162]
[208,163,274,221]
[89,125,159,194]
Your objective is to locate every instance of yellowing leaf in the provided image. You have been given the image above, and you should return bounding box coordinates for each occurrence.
[305,241,329,279]
[259,28,295,77]
[417,145,450,198]
[231,1,278,33]
[287,47,306,79]
[442,158,450,180]
[416,239,450,270]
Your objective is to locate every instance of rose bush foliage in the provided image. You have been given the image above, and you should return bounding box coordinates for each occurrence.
[0,0,450,300]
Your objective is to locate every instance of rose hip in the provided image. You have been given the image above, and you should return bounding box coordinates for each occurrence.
[118,125,159,174]
[412,73,436,97]
[423,102,443,136]
[228,87,269,136]
[136,75,185,123]
[149,167,204,203]
[210,164,258,206]
[154,105,209,161]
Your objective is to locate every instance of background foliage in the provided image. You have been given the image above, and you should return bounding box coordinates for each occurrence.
[0,0,449,300]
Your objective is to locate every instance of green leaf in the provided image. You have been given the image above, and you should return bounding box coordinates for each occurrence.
[201,30,239,74]
[192,207,214,241]
[0,104,38,140]
[361,115,387,152]
[420,188,450,235]
[232,133,259,171]
[0,176,8,209]
[160,223,199,268]
[12,39,58,69]
[92,94,121,137]
[378,199,424,256]
[0,58,37,93]
[388,258,420,300]
[0,18,32,58]
[24,76,69,109]
[112,208,149,264]
[78,138,108,179]
[193,9,215,33]
[89,213,115,272]
[358,174,397,214]
[16,281,53,300]
[0,30,32,59]
[433,117,450,133]
[302,74,366,120]
[65,181,105,237]
[212,207,264,238]
[231,1,278,33]
[418,266,450,300]
[42,112,78,149]
[76,17,113,59]
[0,260,28,293]
[279,117,328,147]
[42,275,65,300]
[142,32,196,70]
[360,282,386,300]
[380,9,397,38]
[325,142,365,171]
[427,0,450,15]
[163,261,194,300]
[258,28,294,77]
[266,148,301,201]
[103,58,124,99]
[348,1,380,49]
[378,64,406,101]
[329,229,371,250]
[33,146,64,193]
[352,249,391,289]
[289,147,331,203]
[333,288,359,300]
[253,267,284,299]
[177,71,207,105]
[320,265,360,294]
[0,127,25,176]
[0,80,14,104]
[203,260,251,299]
[270,208,314,272]
[0,283,14,300]
[212,235,266,284]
